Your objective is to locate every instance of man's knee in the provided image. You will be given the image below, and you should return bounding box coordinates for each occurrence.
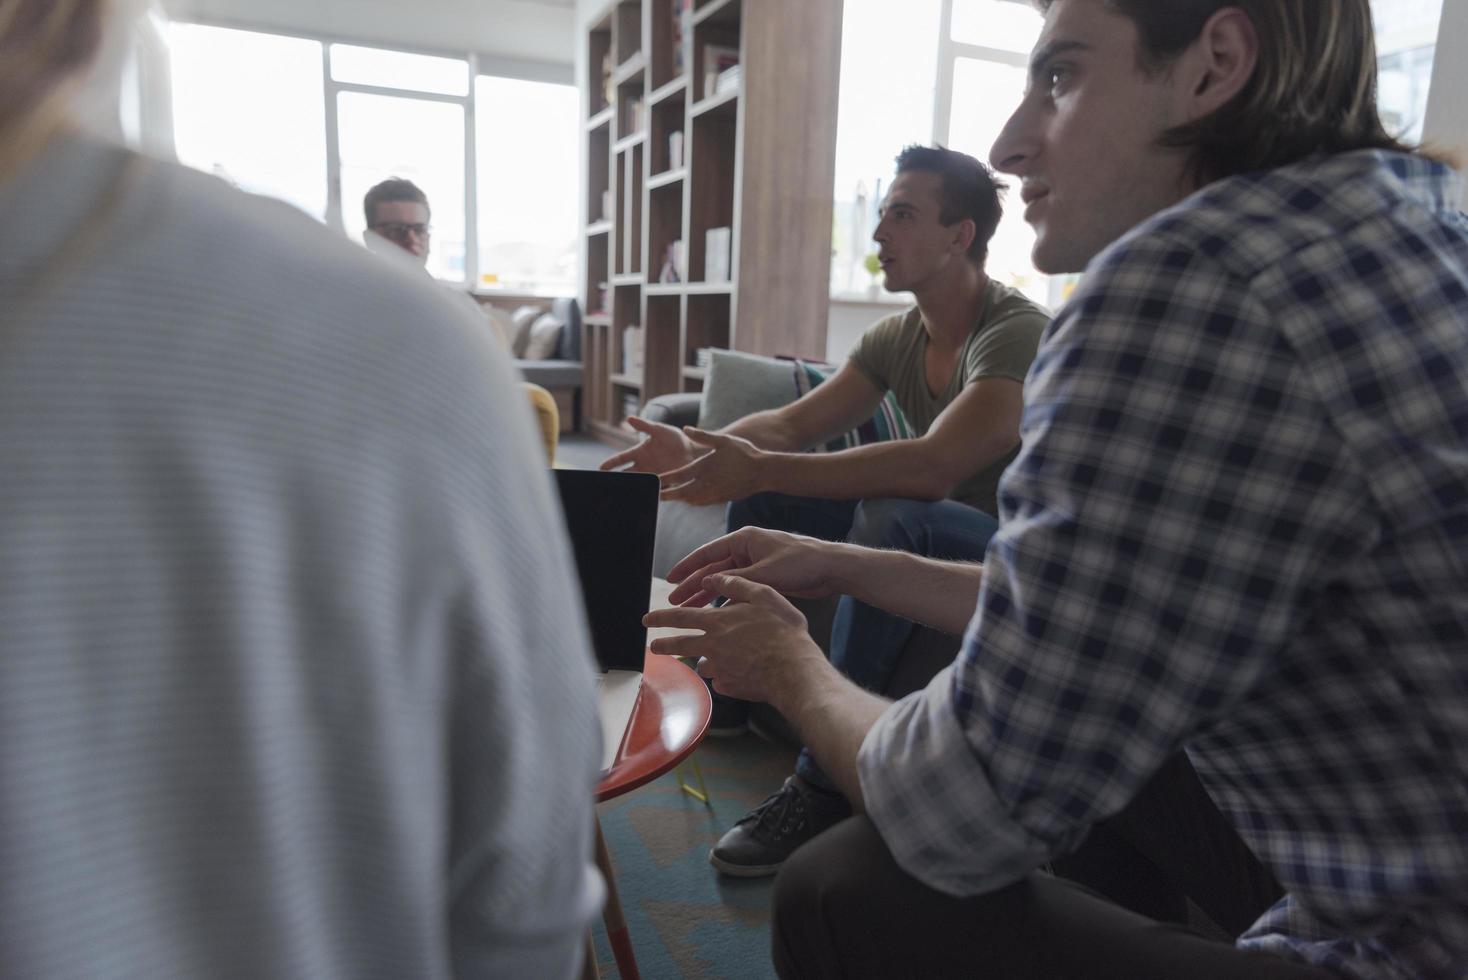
[847,498,926,548]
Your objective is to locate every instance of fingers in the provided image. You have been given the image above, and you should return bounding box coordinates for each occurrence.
[681,426,728,449]
[599,448,635,471]
[667,557,737,605]
[666,537,739,585]
[626,415,663,435]
[703,573,779,606]
[648,635,706,658]
[643,605,719,630]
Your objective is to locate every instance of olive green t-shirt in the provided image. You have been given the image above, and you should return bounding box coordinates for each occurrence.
[847,279,1049,515]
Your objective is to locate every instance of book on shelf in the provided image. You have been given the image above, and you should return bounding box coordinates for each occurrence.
[620,391,641,422]
[622,325,644,375]
[668,130,684,169]
[704,226,732,283]
[701,43,739,99]
[714,64,742,96]
[672,0,692,74]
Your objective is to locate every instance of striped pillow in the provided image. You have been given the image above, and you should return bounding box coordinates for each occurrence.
[792,359,915,451]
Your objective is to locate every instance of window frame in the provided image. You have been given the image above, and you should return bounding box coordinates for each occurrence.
[167,17,574,291]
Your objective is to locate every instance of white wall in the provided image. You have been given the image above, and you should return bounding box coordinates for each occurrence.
[162,0,575,78]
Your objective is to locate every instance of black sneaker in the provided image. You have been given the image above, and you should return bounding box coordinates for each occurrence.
[708,775,852,877]
[706,684,750,738]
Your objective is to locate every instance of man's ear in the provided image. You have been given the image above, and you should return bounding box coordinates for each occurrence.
[952,217,978,257]
[1179,7,1259,121]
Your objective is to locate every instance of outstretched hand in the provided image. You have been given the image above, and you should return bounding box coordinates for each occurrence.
[643,574,825,705]
[658,427,767,505]
[664,526,844,608]
[599,416,701,475]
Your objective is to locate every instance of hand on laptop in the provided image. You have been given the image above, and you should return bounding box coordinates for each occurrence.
[663,527,846,608]
[598,416,703,475]
[643,575,827,706]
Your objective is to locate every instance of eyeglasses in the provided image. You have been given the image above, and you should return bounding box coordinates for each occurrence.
[370,221,432,240]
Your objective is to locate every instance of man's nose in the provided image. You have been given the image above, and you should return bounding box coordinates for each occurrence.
[991,102,1035,176]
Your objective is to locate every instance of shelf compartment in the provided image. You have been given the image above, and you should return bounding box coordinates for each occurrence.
[612,53,646,85]
[690,87,738,119]
[586,219,613,236]
[586,106,615,131]
[648,75,688,108]
[643,294,683,400]
[646,168,686,190]
[693,0,741,27]
[684,292,731,377]
[614,0,642,64]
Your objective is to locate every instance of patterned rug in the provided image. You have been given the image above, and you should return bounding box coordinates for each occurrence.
[590,732,798,979]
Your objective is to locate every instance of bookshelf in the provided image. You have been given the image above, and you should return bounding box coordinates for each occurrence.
[580,0,843,442]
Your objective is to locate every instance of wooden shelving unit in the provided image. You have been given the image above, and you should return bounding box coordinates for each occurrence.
[580,0,842,443]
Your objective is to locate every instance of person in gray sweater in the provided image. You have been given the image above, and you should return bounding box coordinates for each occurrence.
[0,2,602,977]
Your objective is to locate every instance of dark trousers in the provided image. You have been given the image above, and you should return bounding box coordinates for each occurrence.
[772,754,1335,979]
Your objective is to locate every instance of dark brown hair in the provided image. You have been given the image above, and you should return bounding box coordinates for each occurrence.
[894,144,1009,263]
[1033,0,1413,183]
[363,177,431,227]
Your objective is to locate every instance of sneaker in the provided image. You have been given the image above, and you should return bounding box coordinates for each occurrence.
[706,684,750,738]
[708,775,852,877]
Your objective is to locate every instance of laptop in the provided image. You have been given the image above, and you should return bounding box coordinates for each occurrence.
[554,468,660,771]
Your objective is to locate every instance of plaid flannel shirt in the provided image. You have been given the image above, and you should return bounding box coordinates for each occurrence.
[858,150,1468,979]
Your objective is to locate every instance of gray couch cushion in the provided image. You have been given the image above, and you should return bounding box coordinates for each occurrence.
[697,349,800,430]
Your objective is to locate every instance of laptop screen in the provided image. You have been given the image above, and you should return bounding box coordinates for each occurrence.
[553,468,659,672]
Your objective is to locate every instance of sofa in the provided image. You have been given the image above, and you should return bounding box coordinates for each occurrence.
[476,296,583,431]
[641,349,965,741]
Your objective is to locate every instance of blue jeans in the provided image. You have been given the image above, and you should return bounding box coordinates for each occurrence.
[726,492,999,793]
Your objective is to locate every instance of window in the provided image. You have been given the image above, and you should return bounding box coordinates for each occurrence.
[1371,0,1444,143]
[338,92,467,282]
[475,77,580,293]
[833,0,1446,312]
[832,0,1058,308]
[168,24,327,221]
[165,23,577,293]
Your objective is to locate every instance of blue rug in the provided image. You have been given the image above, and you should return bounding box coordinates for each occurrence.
[591,732,798,979]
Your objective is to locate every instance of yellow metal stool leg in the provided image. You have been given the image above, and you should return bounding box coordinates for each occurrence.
[676,754,712,807]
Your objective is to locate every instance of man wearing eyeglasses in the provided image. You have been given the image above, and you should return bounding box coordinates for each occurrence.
[364,177,432,265]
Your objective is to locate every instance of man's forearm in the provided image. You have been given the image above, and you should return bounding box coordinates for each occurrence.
[827,542,985,636]
[772,654,890,810]
[723,408,807,453]
[757,440,972,502]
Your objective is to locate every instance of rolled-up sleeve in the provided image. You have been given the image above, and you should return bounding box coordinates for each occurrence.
[857,231,1372,896]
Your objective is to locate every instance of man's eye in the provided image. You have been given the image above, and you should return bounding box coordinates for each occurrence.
[1047,66,1070,92]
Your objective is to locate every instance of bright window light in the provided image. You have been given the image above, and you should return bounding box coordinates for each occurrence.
[475,76,579,293]
[329,43,470,97]
[167,23,328,220]
[1371,0,1443,143]
[830,0,941,297]
[948,57,1048,306]
[338,92,467,282]
[951,0,1043,54]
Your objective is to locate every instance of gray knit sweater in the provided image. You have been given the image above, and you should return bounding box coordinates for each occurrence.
[0,133,602,979]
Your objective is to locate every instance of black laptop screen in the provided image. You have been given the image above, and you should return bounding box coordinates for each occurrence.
[553,468,659,672]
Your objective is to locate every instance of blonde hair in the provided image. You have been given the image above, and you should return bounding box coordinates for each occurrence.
[1035,0,1412,184]
[0,0,109,177]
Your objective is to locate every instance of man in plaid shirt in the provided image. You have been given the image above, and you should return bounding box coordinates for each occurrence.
[647,0,1468,977]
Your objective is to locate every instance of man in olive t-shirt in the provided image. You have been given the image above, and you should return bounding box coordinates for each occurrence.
[603,146,1049,876]
[849,282,1045,516]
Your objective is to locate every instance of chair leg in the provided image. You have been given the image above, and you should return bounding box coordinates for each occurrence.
[581,932,600,980]
[676,754,713,807]
[594,817,640,980]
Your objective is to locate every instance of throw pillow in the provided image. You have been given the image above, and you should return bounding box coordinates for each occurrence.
[480,305,515,350]
[522,313,565,360]
[697,349,803,430]
[793,360,915,449]
[509,305,542,358]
